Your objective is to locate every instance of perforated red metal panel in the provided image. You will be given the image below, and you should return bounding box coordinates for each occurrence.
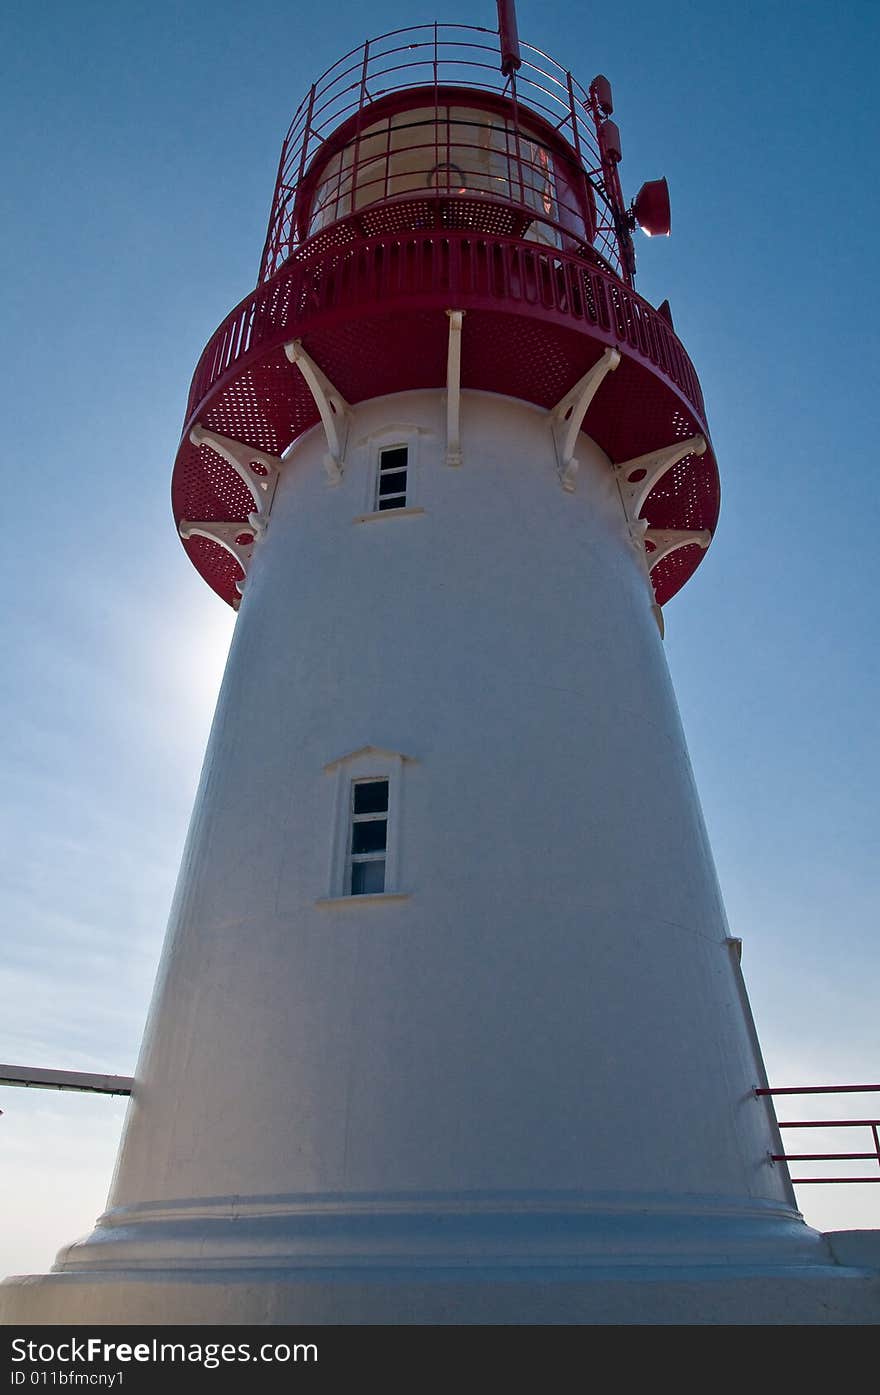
[183,534,246,597]
[174,219,718,608]
[650,544,706,608]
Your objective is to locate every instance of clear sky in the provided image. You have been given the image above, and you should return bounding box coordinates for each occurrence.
[1,0,877,1278]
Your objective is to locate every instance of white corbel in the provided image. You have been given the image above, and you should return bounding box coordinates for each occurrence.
[284,340,350,484]
[639,529,711,639]
[551,346,621,491]
[189,426,282,528]
[644,528,712,573]
[614,434,707,519]
[445,309,464,466]
[178,520,256,597]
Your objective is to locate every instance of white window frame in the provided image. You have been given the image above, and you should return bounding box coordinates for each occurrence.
[320,745,415,903]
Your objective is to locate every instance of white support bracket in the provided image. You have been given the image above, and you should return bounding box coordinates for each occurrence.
[611,435,711,638]
[178,520,256,600]
[551,346,621,491]
[285,340,350,484]
[445,309,465,466]
[614,434,707,520]
[644,528,712,572]
[189,426,282,533]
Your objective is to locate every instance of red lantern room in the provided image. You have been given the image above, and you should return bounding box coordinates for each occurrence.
[172,12,719,612]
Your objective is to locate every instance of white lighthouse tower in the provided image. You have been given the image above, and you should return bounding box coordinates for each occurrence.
[3,7,878,1324]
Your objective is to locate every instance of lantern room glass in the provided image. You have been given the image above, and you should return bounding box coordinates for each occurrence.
[308,104,569,248]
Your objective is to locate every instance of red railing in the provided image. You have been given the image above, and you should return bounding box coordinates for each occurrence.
[184,217,704,433]
[757,1085,880,1184]
[258,23,626,283]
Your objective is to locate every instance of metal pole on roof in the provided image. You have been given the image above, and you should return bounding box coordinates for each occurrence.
[496,0,522,74]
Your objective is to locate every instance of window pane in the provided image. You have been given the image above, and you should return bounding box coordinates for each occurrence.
[378,496,405,511]
[351,859,385,895]
[352,819,387,854]
[380,447,408,473]
[353,780,388,815]
[378,469,407,496]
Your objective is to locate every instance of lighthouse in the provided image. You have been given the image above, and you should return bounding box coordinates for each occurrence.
[3,7,878,1325]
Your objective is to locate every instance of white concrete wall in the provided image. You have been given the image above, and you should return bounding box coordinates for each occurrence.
[103,391,794,1219]
[7,388,858,1328]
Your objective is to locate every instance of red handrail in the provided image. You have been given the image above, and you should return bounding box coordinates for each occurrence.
[183,217,705,437]
[257,23,625,283]
[756,1085,880,1184]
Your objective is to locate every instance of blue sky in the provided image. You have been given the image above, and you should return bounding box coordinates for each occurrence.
[1,0,877,1276]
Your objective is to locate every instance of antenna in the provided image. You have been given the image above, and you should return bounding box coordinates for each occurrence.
[496,0,522,74]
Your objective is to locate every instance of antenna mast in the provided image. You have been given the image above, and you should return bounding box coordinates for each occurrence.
[496,0,522,74]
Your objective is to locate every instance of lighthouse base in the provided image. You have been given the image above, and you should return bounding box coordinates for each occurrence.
[2,1197,878,1324]
[3,1260,879,1326]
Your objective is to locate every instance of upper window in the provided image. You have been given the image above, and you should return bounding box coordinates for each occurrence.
[376,445,408,511]
[349,778,389,894]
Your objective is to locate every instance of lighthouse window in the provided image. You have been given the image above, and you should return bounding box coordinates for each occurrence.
[376,445,408,511]
[349,779,389,895]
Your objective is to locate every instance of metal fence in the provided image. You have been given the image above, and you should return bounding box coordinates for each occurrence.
[756,1084,880,1184]
[258,24,626,282]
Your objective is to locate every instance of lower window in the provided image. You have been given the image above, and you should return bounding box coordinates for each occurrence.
[349,778,389,894]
